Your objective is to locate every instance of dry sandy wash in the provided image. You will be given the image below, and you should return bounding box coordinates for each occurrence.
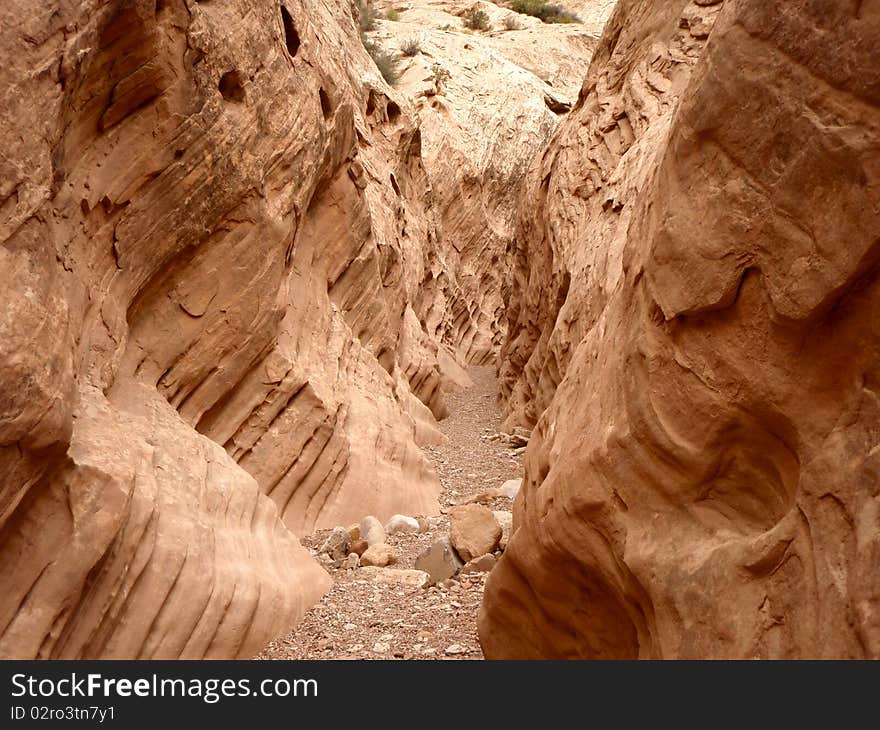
[0,0,878,660]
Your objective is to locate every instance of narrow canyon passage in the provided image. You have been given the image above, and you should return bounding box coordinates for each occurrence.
[258,366,523,660]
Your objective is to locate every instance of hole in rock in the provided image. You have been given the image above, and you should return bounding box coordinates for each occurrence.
[319,88,332,119]
[389,173,400,196]
[387,100,401,122]
[366,93,376,116]
[218,70,245,103]
[281,6,300,58]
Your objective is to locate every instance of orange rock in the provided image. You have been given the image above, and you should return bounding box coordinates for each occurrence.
[481,0,880,660]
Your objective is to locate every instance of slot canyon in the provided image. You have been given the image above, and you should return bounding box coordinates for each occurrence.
[0,0,877,660]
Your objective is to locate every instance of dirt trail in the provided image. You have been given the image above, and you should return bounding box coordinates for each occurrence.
[258,365,523,660]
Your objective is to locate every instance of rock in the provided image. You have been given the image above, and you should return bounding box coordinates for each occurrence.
[482,0,880,660]
[415,537,465,585]
[360,543,397,567]
[379,0,606,365]
[359,567,430,587]
[372,642,390,654]
[320,527,351,561]
[417,517,431,533]
[341,553,360,570]
[500,479,522,500]
[360,516,386,546]
[449,504,502,562]
[461,554,497,574]
[460,488,502,505]
[0,0,496,658]
[384,514,420,535]
[347,524,361,542]
[350,539,369,557]
[493,510,513,551]
[445,644,467,655]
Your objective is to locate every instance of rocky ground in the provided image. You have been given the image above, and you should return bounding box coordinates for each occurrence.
[258,365,523,660]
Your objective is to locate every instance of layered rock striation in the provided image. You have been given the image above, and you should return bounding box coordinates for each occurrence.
[481,0,880,659]
[0,0,481,658]
[369,0,606,364]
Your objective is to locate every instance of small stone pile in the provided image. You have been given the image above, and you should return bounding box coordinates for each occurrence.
[260,366,527,660]
[318,514,426,572]
[482,426,530,456]
[315,477,520,588]
[415,499,513,585]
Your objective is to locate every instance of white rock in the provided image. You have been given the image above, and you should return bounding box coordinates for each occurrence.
[384,514,420,535]
[500,478,522,499]
[360,515,386,546]
[445,644,467,655]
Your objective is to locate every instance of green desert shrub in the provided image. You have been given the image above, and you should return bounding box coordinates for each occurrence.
[385,8,401,21]
[400,36,421,56]
[357,0,380,31]
[363,38,400,85]
[462,7,491,30]
[503,15,521,30]
[510,0,580,23]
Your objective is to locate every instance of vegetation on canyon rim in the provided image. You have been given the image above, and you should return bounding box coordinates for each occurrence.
[358,0,400,84]
[510,0,581,23]
[463,7,492,30]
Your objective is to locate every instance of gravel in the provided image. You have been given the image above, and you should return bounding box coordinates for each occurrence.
[256,365,524,661]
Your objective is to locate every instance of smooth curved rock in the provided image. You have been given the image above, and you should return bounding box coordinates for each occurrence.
[481,0,880,659]
[0,0,485,658]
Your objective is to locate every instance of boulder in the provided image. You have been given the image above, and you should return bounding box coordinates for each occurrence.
[350,539,369,557]
[461,554,497,574]
[449,504,502,562]
[493,510,513,551]
[360,543,397,567]
[415,537,465,585]
[384,514,420,535]
[500,479,521,500]
[360,516,386,546]
[320,527,351,561]
[460,488,503,505]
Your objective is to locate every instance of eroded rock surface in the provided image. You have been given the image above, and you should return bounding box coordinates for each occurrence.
[0,0,484,658]
[481,0,880,659]
[369,0,606,363]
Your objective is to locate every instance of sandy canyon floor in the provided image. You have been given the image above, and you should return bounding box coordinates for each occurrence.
[258,366,522,660]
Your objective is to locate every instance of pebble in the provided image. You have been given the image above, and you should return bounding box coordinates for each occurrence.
[445,644,467,655]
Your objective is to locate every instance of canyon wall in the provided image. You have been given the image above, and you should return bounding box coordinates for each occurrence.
[369,0,604,364]
[481,0,880,658]
[0,0,472,658]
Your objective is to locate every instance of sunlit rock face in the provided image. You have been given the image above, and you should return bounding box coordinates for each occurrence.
[481,0,880,659]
